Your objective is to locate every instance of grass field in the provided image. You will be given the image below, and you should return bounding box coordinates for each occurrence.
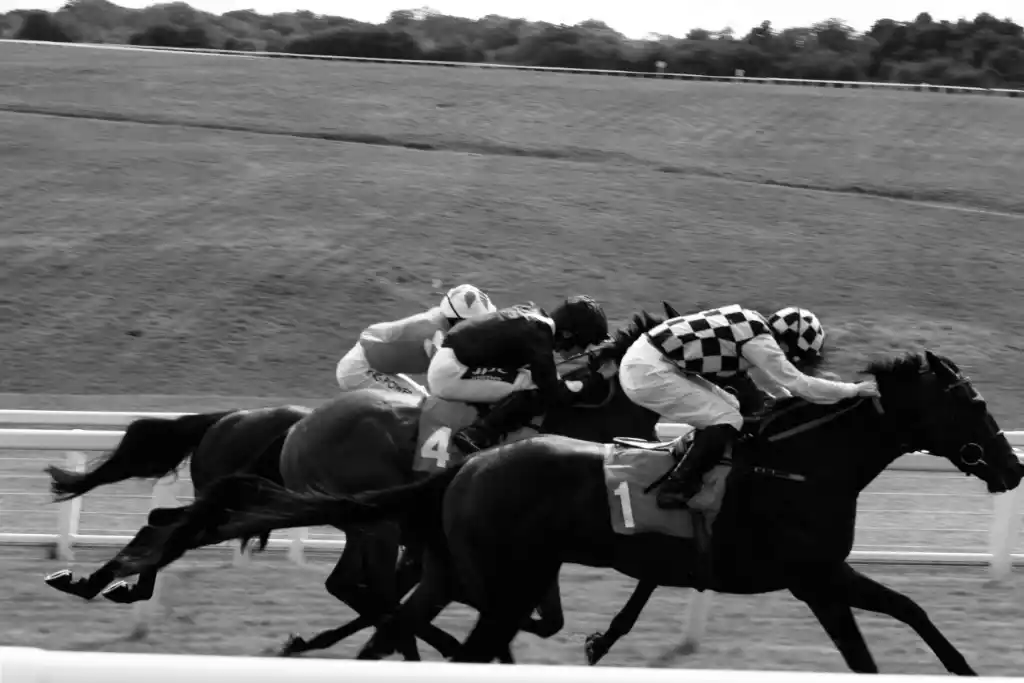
[2,40,1024,670]
[2,41,1024,418]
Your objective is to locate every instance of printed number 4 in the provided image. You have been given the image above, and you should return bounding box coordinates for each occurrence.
[421,427,452,468]
[614,481,635,529]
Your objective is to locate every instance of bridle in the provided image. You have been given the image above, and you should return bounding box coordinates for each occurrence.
[905,360,1005,471]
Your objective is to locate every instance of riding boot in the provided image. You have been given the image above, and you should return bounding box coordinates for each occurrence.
[656,424,736,509]
[452,390,542,456]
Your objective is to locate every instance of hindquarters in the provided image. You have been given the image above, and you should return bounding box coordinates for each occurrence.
[189,405,311,491]
[279,389,423,495]
[441,438,610,624]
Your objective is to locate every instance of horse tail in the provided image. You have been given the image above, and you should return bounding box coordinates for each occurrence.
[237,428,292,554]
[218,464,464,541]
[45,411,234,502]
[115,465,466,577]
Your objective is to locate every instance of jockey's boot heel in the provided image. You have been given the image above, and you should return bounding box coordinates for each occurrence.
[656,424,735,509]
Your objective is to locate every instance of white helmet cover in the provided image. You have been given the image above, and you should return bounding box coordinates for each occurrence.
[439,284,496,321]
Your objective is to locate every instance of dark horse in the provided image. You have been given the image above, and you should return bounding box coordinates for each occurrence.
[42,405,311,603]
[125,347,1023,671]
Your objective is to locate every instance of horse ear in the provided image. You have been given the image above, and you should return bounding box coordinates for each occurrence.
[663,301,681,318]
[924,349,955,380]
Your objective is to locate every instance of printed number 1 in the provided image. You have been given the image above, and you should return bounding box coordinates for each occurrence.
[614,481,635,529]
[420,427,452,468]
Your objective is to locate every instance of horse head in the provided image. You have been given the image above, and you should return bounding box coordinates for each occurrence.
[868,350,1022,494]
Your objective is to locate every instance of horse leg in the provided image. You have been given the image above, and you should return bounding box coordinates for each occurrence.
[44,558,125,600]
[47,509,187,602]
[357,547,455,661]
[393,545,464,658]
[280,544,461,659]
[102,567,159,604]
[519,579,565,639]
[453,613,527,664]
[276,548,420,656]
[792,578,879,674]
[585,579,657,665]
[453,556,564,664]
[836,564,976,676]
[279,534,381,657]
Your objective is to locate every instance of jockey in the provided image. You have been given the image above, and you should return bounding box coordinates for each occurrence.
[335,284,497,395]
[427,295,609,455]
[618,304,879,509]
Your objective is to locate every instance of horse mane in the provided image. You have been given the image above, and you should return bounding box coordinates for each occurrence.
[592,310,665,365]
[862,351,928,383]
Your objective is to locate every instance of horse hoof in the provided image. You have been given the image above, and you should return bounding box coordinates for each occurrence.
[101,581,137,604]
[677,640,699,656]
[584,633,606,666]
[44,569,75,592]
[278,635,307,657]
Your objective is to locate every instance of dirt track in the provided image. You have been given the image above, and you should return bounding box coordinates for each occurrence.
[3,547,1024,674]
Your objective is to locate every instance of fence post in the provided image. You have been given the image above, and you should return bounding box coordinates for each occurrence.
[680,589,714,653]
[988,484,1024,581]
[288,527,308,566]
[55,451,86,561]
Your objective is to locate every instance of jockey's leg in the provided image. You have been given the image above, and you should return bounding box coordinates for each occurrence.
[336,345,415,395]
[660,423,737,508]
[619,338,742,509]
[427,348,537,455]
[451,390,542,455]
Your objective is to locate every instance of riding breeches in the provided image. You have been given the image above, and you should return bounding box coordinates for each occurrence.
[618,335,743,430]
[335,344,426,395]
[427,347,536,404]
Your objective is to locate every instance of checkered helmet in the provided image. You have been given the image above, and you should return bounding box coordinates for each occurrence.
[768,307,826,364]
[439,284,496,322]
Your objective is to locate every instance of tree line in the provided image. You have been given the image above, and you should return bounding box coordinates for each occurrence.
[4,0,1023,88]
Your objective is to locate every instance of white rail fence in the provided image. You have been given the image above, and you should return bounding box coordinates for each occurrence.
[9,647,1023,683]
[2,38,1022,98]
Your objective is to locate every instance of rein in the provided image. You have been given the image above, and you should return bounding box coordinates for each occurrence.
[728,397,887,484]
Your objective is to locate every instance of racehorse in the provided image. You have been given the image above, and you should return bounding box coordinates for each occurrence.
[42,406,311,603]
[125,347,1023,671]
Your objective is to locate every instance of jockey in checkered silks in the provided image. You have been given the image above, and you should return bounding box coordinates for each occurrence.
[618,305,880,509]
[335,284,497,396]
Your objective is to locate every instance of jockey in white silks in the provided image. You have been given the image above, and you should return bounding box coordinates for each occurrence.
[618,304,880,508]
[335,284,497,396]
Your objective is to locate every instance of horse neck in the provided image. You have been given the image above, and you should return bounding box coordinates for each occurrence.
[543,378,661,442]
[761,398,908,497]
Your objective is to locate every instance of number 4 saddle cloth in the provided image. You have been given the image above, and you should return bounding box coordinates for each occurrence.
[603,428,731,540]
[412,396,539,472]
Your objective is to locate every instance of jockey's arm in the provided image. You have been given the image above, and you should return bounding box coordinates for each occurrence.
[520,327,565,403]
[746,366,793,399]
[359,320,397,345]
[742,336,861,405]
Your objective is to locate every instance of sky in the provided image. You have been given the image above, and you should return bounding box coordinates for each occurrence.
[3,0,1021,39]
